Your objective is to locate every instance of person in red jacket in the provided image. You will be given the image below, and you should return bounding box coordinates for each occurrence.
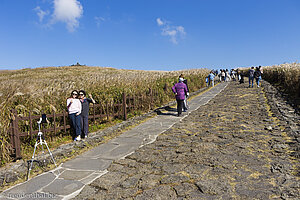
[172,77,188,117]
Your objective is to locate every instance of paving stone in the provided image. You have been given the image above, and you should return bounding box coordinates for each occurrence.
[62,158,112,171]
[79,142,119,158]
[42,179,84,196]
[80,171,106,185]
[110,136,143,146]
[72,185,97,200]
[195,180,231,195]
[137,174,161,190]
[120,174,141,189]
[89,171,129,190]
[2,173,56,197]
[135,185,177,200]
[58,170,93,181]
[173,182,200,198]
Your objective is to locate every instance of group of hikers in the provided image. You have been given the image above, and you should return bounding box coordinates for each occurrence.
[248,66,263,88]
[172,66,263,116]
[206,69,237,87]
[68,66,263,140]
[205,66,263,88]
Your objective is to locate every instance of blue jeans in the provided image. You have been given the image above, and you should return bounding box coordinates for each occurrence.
[249,76,254,87]
[256,76,262,86]
[69,113,81,138]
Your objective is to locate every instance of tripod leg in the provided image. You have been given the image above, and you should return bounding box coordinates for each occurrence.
[43,140,60,175]
[27,142,38,180]
[40,141,46,165]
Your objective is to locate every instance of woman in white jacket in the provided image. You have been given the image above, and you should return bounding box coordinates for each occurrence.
[67,90,82,141]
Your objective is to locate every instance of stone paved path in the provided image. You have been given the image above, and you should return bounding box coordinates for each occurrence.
[74,81,300,200]
[0,83,228,200]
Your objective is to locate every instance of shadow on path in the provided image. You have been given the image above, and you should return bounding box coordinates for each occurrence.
[154,106,178,116]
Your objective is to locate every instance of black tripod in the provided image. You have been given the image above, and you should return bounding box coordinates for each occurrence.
[27,115,59,180]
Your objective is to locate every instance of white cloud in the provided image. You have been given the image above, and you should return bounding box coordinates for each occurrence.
[156,18,164,26]
[52,0,83,32]
[34,6,49,22]
[176,26,185,34]
[156,18,186,44]
[95,16,105,28]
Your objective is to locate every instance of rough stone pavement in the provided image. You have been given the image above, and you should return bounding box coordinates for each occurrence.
[0,82,228,200]
[74,81,300,200]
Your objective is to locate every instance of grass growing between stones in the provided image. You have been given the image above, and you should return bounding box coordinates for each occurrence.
[262,86,300,179]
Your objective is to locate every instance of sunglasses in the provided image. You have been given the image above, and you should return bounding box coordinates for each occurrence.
[72,93,78,95]
[79,93,84,95]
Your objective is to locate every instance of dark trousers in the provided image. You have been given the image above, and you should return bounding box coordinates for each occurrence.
[69,113,81,138]
[249,76,254,86]
[176,99,184,115]
[81,115,89,137]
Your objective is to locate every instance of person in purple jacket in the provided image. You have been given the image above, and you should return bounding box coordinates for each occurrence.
[172,77,188,117]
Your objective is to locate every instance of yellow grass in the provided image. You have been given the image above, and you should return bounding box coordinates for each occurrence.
[262,63,300,99]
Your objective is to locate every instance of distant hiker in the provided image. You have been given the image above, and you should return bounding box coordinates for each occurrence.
[172,77,188,117]
[259,65,263,74]
[254,67,262,87]
[217,70,222,82]
[221,70,226,82]
[237,69,241,81]
[239,74,244,84]
[231,69,236,81]
[205,77,209,87]
[208,71,215,87]
[67,90,82,141]
[79,90,95,139]
[225,69,231,82]
[249,67,255,87]
[179,74,189,111]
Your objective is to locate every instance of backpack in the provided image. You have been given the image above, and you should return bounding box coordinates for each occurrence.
[254,70,261,78]
[249,69,255,77]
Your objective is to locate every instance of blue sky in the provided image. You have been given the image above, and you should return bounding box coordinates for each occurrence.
[0,0,300,71]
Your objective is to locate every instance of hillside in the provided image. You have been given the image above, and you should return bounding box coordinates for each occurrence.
[0,66,209,165]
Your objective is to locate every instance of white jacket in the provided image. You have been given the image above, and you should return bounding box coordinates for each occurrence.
[67,98,82,114]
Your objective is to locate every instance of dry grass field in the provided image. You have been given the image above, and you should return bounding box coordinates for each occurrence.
[0,65,209,166]
[262,63,300,100]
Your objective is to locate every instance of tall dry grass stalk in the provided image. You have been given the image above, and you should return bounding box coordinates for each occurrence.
[0,66,209,166]
[262,63,300,99]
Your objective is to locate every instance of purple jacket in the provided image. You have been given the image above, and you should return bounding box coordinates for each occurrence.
[172,82,188,100]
